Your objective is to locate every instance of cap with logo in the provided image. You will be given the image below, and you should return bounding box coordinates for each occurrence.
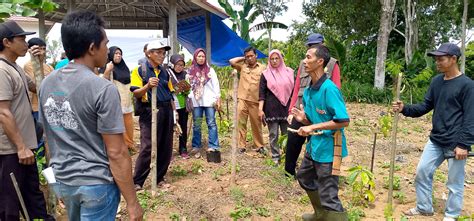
[0,20,36,39]
[147,40,171,51]
[305,33,324,46]
[427,43,461,57]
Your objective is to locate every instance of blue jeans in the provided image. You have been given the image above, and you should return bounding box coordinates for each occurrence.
[415,139,466,218]
[192,107,219,150]
[51,183,120,221]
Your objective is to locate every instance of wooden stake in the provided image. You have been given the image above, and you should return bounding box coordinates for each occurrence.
[230,69,239,186]
[10,173,30,221]
[387,73,403,210]
[151,87,158,196]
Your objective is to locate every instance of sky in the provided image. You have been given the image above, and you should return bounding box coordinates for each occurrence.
[36,0,472,67]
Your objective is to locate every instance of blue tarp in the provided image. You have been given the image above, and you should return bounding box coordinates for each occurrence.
[177,14,266,67]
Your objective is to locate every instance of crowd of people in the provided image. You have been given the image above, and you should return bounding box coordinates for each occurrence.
[0,9,473,221]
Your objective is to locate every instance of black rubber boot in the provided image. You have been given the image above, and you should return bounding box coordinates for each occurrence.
[302,190,323,221]
[322,210,348,221]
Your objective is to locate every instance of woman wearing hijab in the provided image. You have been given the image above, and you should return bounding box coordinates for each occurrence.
[167,54,191,159]
[258,49,295,164]
[102,46,136,151]
[188,48,221,158]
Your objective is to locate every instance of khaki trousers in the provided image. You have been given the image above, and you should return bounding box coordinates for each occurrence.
[123,112,135,150]
[237,99,264,149]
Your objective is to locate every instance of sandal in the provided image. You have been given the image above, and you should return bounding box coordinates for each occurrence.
[403,208,434,216]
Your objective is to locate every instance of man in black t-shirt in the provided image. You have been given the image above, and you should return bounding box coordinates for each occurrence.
[393,43,474,221]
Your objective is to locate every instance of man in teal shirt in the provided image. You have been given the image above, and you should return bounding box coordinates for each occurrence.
[292,44,350,221]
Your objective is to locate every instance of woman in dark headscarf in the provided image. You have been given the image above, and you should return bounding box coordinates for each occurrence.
[187,48,221,159]
[102,46,135,151]
[167,54,191,159]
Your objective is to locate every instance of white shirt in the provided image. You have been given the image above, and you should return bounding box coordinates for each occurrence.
[188,68,220,107]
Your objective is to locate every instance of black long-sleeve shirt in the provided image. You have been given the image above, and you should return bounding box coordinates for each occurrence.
[402,74,474,151]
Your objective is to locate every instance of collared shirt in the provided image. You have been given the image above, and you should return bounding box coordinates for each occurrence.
[302,74,350,163]
[23,60,54,112]
[235,61,266,103]
[130,60,173,103]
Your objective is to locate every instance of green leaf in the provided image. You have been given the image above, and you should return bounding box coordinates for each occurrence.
[360,172,369,185]
[364,190,375,202]
[21,7,36,17]
[41,1,58,12]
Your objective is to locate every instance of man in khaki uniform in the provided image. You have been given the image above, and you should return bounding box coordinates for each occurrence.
[230,46,266,153]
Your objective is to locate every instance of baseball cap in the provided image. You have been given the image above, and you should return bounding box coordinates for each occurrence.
[305,33,324,46]
[427,43,461,57]
[147,40,171,51]
[0,20,36,39]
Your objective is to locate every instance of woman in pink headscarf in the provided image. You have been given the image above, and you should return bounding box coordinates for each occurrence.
[258,49,295,164]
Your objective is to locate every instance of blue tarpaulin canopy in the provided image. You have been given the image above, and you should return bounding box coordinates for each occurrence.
[177,14,266,67]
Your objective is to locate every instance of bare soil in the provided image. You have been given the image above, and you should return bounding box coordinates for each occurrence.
[54,102,474,220]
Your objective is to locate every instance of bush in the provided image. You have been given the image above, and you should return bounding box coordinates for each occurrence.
[342,81,392,104]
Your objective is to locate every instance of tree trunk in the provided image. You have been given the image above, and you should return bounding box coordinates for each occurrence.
[374,0,396,89]
[403,0,418,64]
[461,0,468,73]
[268,28,272,54]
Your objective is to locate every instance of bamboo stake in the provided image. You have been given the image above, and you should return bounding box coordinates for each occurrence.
[10,173,30,221]
[230,69,239,186]
[387,73,403,210]
[151,87,158,196]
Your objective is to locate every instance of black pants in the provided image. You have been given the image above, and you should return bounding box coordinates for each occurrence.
[0,153,53,220]
[133,102,174,186]
[296,153,344,212]
[177,108,189,154]
[285,120,306,176]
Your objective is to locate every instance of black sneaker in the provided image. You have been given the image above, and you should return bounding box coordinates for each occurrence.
[239,148,246,153]
[256,147,266,155]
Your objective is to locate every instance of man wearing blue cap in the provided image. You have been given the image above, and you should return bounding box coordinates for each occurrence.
[285,33,342,177]
[393,43,474,221]
[0,20,54,221]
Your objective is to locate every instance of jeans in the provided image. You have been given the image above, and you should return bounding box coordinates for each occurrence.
[415,139,466,218]
[51,183,120,221]
[192,106,219,150]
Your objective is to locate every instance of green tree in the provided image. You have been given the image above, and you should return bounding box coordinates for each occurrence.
[0,0,57,22]
[250,0,288,54]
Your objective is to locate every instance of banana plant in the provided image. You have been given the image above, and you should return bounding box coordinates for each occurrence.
[0,0,58,22]
[217,0,261,42]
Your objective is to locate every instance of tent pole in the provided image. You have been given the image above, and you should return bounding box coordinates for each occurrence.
[205,12,211,64]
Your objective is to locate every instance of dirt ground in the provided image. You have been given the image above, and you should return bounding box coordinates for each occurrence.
[53,102,474,220]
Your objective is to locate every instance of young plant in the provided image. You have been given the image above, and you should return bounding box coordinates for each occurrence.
[170,165,187,177]
[347,165,375,207]
[229,205,252,220]
[383,176,401,190]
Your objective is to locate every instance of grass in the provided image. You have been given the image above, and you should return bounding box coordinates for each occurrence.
[230,186,245,204]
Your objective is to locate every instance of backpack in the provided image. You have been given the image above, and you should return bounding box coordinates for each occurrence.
[133,64,149,116]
